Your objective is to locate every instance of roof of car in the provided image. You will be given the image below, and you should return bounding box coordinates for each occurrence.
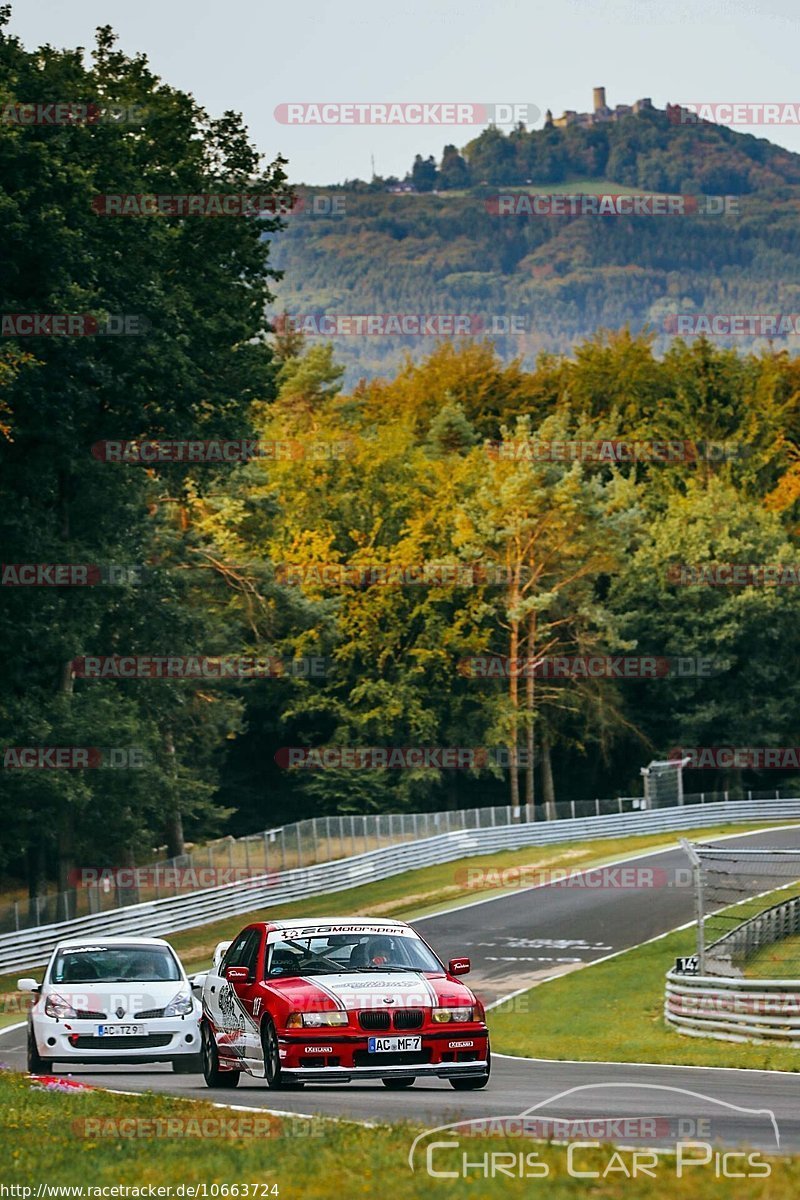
[262,917,413,931]
[54,937,173,949]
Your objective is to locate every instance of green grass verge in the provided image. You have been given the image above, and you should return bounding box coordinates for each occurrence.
[0,821,789,1024]
[745,933,800,979]
[0,1070,798,1197]
[488,912,800,1072]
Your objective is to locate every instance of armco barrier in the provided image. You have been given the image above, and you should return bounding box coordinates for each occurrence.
[3,798,800,974]
[706,894,800,975]
[665,970,800,1045]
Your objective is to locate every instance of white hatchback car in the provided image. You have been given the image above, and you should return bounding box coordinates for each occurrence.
[19,936,202,1074]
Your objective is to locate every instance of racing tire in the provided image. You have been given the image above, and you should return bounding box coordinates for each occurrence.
[449,1048,491,1090]
[172,1053,203,1074]
[261,1018,303,1089]
[382,1078,415,1088]
[27,1027,52,1075]
[201,1020,240,1088]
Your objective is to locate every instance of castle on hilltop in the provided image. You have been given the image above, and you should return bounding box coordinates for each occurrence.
[546,87,654,129]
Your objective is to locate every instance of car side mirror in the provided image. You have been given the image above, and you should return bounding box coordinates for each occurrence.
[17,978,40,992]
[225,965,250,985]
[448,957,471,976]
[189,973,207,992]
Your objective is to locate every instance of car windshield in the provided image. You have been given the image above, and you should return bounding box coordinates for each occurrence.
[265,933,442,978]
[51,945,181,984]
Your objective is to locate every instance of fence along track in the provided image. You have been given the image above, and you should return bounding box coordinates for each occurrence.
[3,797,800,974]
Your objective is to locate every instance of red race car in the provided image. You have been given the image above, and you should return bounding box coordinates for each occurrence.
[197,917,490,1090]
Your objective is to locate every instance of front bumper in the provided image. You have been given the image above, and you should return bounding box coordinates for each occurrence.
[281,1059,489,1083]
[32,1016,201,1064]
[277,1025,490,1081]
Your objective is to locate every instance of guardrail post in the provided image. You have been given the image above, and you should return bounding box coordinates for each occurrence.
[595,799,600,817]
[680,839,705,974]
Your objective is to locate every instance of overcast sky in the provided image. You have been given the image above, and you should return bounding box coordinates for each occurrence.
[9,0,800,184]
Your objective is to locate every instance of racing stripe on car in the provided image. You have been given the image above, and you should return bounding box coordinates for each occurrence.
[301,977,346,1010]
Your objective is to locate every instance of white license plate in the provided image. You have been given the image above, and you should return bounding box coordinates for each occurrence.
[367,1036,421,1053]
[96,1024,143,1037]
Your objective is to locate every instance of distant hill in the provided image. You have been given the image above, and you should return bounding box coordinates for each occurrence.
[269,108,800,386]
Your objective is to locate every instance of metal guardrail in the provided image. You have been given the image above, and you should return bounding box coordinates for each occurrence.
[706,894,800,976]
[3,797,800,975]
[664,970,800,1045]
[8,786,791,934]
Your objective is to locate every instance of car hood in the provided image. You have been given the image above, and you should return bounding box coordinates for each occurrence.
[43,979,190,1015]
[267,971,474,1010]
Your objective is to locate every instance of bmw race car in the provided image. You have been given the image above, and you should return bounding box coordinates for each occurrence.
[19,936,202,1073]
[197,917,490,1089]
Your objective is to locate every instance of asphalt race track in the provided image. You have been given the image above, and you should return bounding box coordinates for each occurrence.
[3,825,800,1152]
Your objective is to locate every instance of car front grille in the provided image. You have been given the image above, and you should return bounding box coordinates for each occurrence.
[74,1010,107,1020]
[133,1007,166,1019]
[358,1010,391,1030]
[357,1008,425,1030]
[70,1035,172,1050]
[393,1009,424,1030]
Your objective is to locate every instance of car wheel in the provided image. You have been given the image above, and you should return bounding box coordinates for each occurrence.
[261,1018,303,1089]
[449,1048,491,1090]
[172,1053,203,1074]
[382,1078,415,1089]
[27,1028,52,1075]
[201,1020,239,1088]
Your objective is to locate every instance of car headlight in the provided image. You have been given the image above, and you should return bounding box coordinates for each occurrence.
[44,993,77,1019]
[164,991,194,1017]
[432,1006,474,1023]
[286,1011,348,1028]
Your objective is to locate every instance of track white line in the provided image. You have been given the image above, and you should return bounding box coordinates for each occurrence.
[412,821,800,925]
[0,1021,26,1038]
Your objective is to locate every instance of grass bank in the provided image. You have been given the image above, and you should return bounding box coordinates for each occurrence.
[0,1070,798,1198]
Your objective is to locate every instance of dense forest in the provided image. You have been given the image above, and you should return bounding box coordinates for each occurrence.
[2,18,800,899]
